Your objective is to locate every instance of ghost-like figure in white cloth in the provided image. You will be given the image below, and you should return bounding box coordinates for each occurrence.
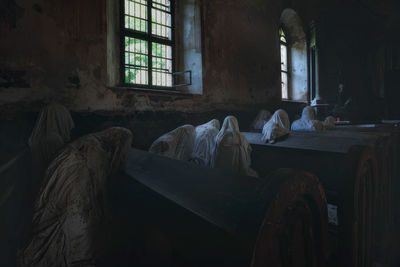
[192,119,220,166]
[1,104,74,266]
[322,116,335,130]
[262,109,290,143]
[29,103,75,178]
[149,125,195,161]
[211,116,258,177]
[251,110,272,130]
[19,127,133,267]
[291,106,324,132]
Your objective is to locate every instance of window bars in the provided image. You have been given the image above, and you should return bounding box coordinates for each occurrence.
[121,0,174,88]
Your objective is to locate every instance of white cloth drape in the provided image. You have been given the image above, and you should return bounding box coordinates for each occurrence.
[251,110,271,130]
[29,103,75,177]
[291,106,324,132]
[323,116,335,130]
[192,119,220,166]
[1,104,75,266]
[211,116,257,177]
[261,109,290,143]
[19,127,133,267]
[149,125,195,161]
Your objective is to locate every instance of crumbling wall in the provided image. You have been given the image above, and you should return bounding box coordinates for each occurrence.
[0,0,290,118]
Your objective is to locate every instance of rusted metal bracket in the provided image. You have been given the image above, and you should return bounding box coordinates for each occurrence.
[172,70,192,87]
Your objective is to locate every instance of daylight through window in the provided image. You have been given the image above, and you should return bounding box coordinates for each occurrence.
[122,0,174,88]
[280,28,288,99]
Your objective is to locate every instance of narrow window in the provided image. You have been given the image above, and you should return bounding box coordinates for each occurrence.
[280,28,289,99]
[122,0,174,88]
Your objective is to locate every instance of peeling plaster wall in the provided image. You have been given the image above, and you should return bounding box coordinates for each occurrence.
[0,0,107,114]
[0,0,293,118]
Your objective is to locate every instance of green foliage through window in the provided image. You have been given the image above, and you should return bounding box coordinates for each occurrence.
[123,0,173,87]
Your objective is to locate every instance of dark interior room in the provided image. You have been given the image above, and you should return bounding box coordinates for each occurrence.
[1,0,400,266]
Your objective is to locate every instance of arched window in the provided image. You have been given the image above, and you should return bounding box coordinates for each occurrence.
[280,9,308,102]
[280,28,288,99]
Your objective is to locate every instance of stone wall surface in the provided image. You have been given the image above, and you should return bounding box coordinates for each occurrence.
[0,0,302,117]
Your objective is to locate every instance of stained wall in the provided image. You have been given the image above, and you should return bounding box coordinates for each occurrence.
[0,0,294,118]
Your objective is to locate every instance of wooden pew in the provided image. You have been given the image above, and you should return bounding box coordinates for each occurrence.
[242,132,377,267]
[108,148,328,267]
[332,124,400,266]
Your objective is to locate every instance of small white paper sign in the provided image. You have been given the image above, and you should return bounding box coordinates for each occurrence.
[327,203,339,226]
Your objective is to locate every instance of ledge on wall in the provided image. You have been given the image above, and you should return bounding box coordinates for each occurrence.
[107,86,199,97]
[281,98,308,103]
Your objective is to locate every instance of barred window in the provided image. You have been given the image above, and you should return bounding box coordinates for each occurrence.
[122,0,174,88]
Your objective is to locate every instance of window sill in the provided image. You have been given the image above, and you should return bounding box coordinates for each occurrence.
[281,99,308,104]
[108,86,201,97]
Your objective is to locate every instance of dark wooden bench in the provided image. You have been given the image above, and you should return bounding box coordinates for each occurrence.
[108,148,328,267]
[242,131,377,267]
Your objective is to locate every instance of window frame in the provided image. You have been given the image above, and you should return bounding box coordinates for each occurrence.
[280,27,289,100]
[120,0,176,90]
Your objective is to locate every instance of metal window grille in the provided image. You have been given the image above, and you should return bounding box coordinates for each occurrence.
[121,0,174,88]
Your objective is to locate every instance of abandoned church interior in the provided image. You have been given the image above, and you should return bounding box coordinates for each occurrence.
[1,0,400,266]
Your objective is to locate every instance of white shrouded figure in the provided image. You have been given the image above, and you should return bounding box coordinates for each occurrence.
[291,106,324,132]
[20,127,133,267]
[1,104,74,266]
[29,103,75,177]
[251,110,272,130]
[149,125,195,161]
[192,119,220,166]
[211,116,258,177]
[322,116,335,130]
[262,109,290,143]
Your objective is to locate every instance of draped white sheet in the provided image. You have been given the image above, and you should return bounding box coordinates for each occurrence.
[323,116,336,130]
[29,103,75,178]
[19,127,132,267]
[251,110,271,130]
[1,104,75,266]
[291,106,324,132]
[192,119,220,166]
[262,109,290,143]
[211,116,258,177]
[149,125,195,161]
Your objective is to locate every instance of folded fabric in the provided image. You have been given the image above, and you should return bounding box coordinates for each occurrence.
[323,116,336,130]
[149,124,195,161]
[251,109,272,130]
[211,116,258,177]
[29,103,75,179]
[262,109,290,143]
[192,119,220,166]
[20,127,133,267]
[291,106,324,132]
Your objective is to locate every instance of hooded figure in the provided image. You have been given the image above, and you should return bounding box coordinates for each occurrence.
[0,104,74,266]
[322,116,335,130]
[211,116,258,177]
[149,125,195,161]
[291,106,324,132]
[192,119,220,166]
[261,109,290,143]
[19,127,133,267]
[251,110,272,130]
[29,103,75,178]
